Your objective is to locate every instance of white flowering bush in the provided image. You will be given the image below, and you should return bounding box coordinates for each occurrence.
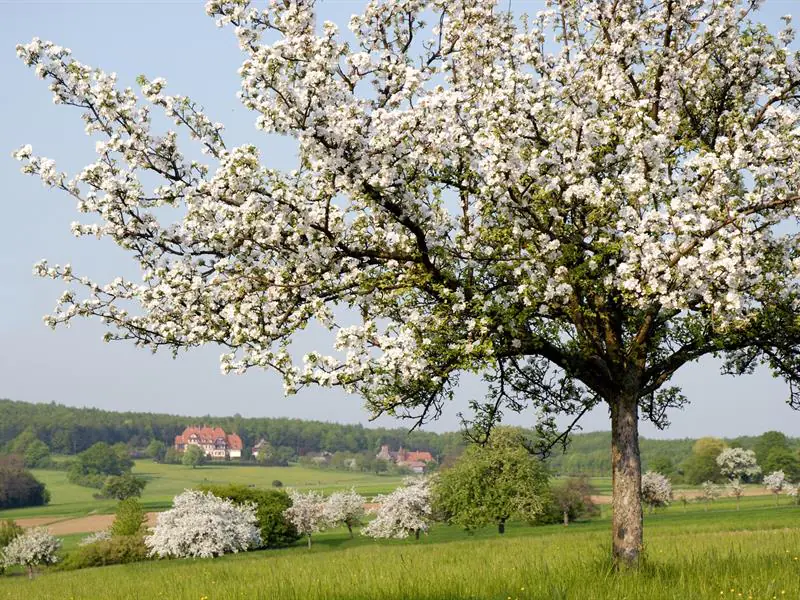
[15,0,800,565]
[727,480,745,510]
[700,481,719,510]
[786,484,800,505]
[78,530,111,547]
[641,471,672,511]
[716,448,761,481]
[1,527,61,578]
[323,489,365,538]
[763,471,786,506]
[145,490,260,558]
[283,491,326,548]
[363,478,432,540]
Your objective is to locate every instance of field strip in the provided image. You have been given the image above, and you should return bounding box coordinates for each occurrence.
[13,512,159,535]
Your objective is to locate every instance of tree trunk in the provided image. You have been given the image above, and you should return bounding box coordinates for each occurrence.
[610,391,643,568]
[347,523,353,539]
[27,565,34,580]
[307,534,312,549]
[736,496,740,511]
[415,529,420,540]
[563,510,569,527]
[498,519,505,534]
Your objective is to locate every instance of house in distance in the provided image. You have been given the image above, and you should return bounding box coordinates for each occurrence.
[376,445,435,474]
[174,426,243,460]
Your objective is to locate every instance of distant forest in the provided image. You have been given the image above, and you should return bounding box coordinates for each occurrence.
[1,399,798,477]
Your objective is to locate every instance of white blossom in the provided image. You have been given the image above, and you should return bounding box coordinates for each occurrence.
[641,471,672,510]
[362,477,432,539]
[716,448,761,481]
[322,488,366,537]
[763,471,786,495]
[1,528,61,577]
[78,530,111,546]
[283,490,326,548]
[145,490,260,558]
[700,481,720,503]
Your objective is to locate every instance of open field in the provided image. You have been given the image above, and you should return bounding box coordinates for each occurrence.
[0,460,407,521]
[0,501,798,600]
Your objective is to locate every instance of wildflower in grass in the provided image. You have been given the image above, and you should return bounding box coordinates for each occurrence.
[763,471,786,506]
[145,489,260,558]
[363,477,432,540]
[283,490,326,549]
[641,471,672,513]
[0,527,60,578]
[322,489,365,538]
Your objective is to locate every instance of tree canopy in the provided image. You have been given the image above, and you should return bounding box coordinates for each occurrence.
[14,0,800,566]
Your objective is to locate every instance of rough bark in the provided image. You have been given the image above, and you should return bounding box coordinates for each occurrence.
[610,391,643,568]
[347,523,353,538]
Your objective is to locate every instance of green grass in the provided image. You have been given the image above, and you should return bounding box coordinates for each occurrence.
[1,502,799,600]
[0,461,405,520]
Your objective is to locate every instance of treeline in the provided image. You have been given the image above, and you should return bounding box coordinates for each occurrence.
[0,399,464,459]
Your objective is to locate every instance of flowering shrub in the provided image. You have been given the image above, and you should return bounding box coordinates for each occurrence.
[363,478,432,540]
[727,480,745,510]
[323,489,365,538]
[641,471,672,511]
[700,481,720,510]
[145,490,260,558]
[0,527,60,578]
[763,471,786,506]
[283,491,326,548]
[78,530,111,547]
[716,448,761,481]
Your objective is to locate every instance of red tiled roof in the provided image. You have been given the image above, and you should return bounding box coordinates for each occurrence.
[175,426,241,448]
[226,433,243,450]
[405,451,434,463]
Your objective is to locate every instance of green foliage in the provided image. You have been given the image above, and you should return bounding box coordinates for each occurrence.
[763,448,800,481]
[0,519,23,573]
[61,535,149,571]
[199,484,300,548]
[181,445,206,469]
[110,498,147,537]
[682,438,726,484]
[68,442,134,489]
[162,448,181,465]
[272,480,283,488]
[0,456,50,509]
[6,428,51,468]
[753,431,790,466]
[546,476,599,525]
[102,474,147,500]
[434,428,549,533]
[145,440,166,462]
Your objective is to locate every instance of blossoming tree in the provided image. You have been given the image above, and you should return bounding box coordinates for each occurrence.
[727,479,745,510]
[763,470,786,506]
[715,448,761,482]
[362,478,432,540]
[0,528,61,579]
[145,490,260,558]
[13,0,800,566]
[322,489,366,538]
[284,491,326,548]
[640,471,672,512]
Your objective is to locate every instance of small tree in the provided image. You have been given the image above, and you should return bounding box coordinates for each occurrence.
[110,498,147,537]
[716,448,761,483]
[283,491,326,549]
[145,490,260,558]
[785,484,800,506]
[145,440,167,463]
[727,480,745,511]
[641,471,672,513]
[678,494,689,513]
[0,527,61,578]
[362,478,432,540]
[434,428,549,533]
[700,481,720,511]
[763,471,786,506]
[323,489,365,538]
[0,520,23,575]
[102,473,147,500]
[551,476,598,526]
[182,445,206,469]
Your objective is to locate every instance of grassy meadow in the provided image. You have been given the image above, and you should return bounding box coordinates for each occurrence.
[0,499,798,600]
[0,460,406,519]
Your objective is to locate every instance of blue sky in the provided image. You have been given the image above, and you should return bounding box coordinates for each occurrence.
[1,0,800,438]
